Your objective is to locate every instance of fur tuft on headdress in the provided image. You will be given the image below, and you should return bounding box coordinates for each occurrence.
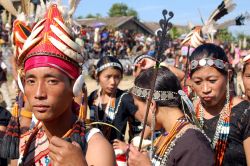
[181,26,205,48]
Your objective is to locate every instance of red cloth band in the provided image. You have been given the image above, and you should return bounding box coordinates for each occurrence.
[24,56,79,79]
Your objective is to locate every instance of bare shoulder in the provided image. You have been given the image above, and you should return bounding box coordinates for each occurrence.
[86,132,116,166]
[87,132,111,148]
[232,96,244,107]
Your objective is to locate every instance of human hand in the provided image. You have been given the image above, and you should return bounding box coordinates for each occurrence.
[127,144,151,166]
[49,136,87,166]
[113,139,128,152]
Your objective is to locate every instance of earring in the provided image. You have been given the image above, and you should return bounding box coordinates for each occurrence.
[150,108,156,159]
[78,83,87,120]
[226,74,230,105]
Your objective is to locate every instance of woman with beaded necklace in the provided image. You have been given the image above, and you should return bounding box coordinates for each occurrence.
[88,56,140,165]
[127,66,214,166]
[190,43,250,166]
[88,56,140,142]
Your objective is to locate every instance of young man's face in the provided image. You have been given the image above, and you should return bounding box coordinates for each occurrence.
[24,67,73,122]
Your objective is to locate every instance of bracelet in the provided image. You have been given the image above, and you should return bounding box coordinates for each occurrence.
[20,109,32,118]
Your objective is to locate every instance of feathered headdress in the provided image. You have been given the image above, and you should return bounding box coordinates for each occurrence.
[0,0,85,160]
[18,0,85,105]
[182,0,250,46]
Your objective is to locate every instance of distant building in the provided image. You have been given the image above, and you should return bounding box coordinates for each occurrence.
[76,16,155,35]
[77,16,189,37]
[143,21,189,35]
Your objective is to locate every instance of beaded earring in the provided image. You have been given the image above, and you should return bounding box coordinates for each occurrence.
[78,82,87,120]
[150,108,156,159]
[226,72,230,104]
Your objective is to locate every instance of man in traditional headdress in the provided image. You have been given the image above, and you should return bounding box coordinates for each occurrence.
[11,3,115,166]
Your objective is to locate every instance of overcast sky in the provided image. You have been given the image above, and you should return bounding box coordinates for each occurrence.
[63,0,250,35]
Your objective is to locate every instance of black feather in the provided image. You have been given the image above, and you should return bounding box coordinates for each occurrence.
[235,14,245,25]
[217,1,226,12]
[213,8,229,21]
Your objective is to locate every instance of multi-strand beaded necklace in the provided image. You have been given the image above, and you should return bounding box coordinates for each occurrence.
[18,120,85,166]
[151,117,190,166]
[196,98,232,166]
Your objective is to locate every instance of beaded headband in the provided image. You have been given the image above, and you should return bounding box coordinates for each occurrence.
[190,58,229,71]
[133,54,155,65]
[131,85,178,101]
[96,62,123,74]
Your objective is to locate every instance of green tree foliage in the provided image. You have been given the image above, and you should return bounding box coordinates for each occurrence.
[85,13,102,18]
[216,28,234,42]
[169,27,181,39]
[108,3,138,18]
[77,16,84,19]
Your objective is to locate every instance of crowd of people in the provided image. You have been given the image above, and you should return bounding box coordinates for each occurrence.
[0,1,249,166]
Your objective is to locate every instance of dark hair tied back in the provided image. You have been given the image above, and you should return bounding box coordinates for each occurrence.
[134,66,181,107]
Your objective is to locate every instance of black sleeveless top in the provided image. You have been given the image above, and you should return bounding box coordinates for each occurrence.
[88,88,138,142]
[203,100,250,166]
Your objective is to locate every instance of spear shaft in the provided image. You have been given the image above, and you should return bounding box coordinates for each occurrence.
[138,62,160,151]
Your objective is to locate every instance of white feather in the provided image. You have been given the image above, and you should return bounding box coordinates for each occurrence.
[48,36,84,63]
[68,0,80,18]
[17,73,24,93]
[0,0,18,16]
[36,0,47,20]
[23,25,44,50]
[57,0,62,5]
[1,10,7,25]
[32,18,46,32]
[15,32,26,43]
[193,31,204,43]
[217,12,250,29]
[18,47,22,54]
[53,18,73,37]
[16,12,26,22]
[217,19,236,29]
[40,0,46,10]
[35,5,41,21]
[19,36,42,59]
[208,0,236,23]
[188,21,194,30]
[50,24,81,53]
[73,74,85,96]
[190,35,201,48]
